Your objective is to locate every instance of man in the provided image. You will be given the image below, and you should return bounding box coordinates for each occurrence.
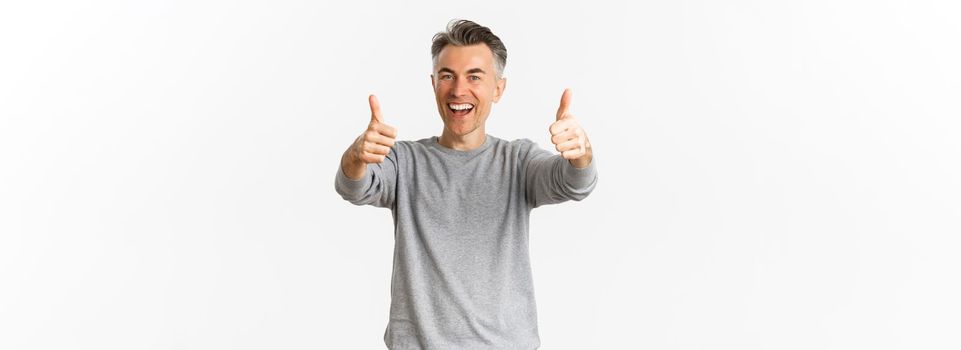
[335,19,598,349]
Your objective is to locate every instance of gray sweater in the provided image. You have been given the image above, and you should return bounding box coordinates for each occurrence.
[334,134,598,350]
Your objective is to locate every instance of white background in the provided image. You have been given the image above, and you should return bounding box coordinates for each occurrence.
[2,0,959,349]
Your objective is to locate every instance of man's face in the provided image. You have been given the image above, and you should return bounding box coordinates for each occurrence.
[431,44,506,138]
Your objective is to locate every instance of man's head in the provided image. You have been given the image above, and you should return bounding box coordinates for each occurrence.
[430,19,507,139]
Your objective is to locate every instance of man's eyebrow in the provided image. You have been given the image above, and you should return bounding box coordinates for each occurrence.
[437,67,487,75]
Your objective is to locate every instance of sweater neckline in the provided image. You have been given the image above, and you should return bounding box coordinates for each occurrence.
[428,134,495,156]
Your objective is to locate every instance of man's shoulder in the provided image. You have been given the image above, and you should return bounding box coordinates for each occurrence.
[391,137,434,153]
[505,137,535,147]
[490,136,555,165]
[500,136,543,153]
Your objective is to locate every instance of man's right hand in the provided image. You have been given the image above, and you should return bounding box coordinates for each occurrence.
[341,94,398,180]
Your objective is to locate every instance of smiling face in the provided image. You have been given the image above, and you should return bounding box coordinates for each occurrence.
[431,44,507,141]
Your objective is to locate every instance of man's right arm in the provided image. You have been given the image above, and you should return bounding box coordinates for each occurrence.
[334,95,398,208]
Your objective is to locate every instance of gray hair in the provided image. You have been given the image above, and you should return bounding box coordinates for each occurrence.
[431,19,507,78]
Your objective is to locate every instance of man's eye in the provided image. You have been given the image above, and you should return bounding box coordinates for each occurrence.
[442,75,453,80]
[469,76,481,81]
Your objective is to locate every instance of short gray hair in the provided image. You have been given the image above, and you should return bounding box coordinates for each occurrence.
[431,19,507,78]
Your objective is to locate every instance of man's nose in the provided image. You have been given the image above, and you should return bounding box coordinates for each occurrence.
[449,78,469,97]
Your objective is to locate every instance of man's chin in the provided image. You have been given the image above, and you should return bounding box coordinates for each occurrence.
[444,123,478,137]
[441,111,485,136]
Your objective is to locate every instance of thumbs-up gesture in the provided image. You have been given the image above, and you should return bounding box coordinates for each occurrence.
[353,94,397,164]
[549,89,592,168]
[342,95,398,179]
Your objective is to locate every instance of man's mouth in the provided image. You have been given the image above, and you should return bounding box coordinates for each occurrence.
[448,103,474,117]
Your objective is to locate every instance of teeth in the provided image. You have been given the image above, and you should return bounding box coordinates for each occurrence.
[448,103,474,111]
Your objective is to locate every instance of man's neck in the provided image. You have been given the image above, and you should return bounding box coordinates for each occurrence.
[438,129,486,151]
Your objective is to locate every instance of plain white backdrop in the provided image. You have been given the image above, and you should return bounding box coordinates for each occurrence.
[2,0,959,349]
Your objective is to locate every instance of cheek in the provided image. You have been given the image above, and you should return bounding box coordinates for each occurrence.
[473,85,494,100]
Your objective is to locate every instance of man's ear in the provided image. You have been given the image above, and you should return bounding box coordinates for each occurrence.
[429,74,437,92]
[493,77,507,103]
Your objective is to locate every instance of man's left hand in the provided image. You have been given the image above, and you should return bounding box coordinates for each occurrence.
[550,88,593,168]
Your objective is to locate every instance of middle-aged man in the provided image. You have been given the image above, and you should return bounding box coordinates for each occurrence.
[335,19,598,349]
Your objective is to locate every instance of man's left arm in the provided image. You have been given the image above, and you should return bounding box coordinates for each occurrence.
[523,88,598,208]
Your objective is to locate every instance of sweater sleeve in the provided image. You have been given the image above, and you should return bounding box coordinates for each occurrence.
[334,147,398,209]
[522,140,598,208]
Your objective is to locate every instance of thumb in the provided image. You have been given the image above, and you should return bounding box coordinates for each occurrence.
[556,88,572,120]
[369,94,383,123]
